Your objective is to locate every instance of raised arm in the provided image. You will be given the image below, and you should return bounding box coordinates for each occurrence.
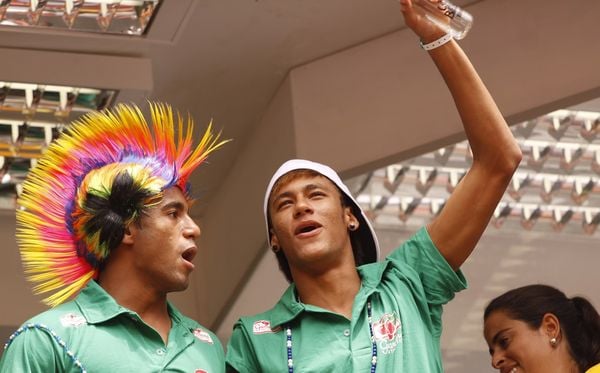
[400,0,522,270]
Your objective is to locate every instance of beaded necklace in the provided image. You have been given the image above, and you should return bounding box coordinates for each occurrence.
[285,301,377,373]
[5,323,87,372]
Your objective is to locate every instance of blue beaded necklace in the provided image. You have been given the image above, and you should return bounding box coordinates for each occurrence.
[5,323,87,372]
[285,301,377,372]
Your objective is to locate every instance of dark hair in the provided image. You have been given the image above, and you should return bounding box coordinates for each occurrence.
[74,170,157,269]
[484,284,600,371]
[267,170,367,283]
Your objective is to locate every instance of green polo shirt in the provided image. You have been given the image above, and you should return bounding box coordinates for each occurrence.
[226,227,467,372]
[1,280,225,373]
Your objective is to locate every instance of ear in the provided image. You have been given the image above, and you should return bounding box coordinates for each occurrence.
[343,207,359,229]
[269,228,280,248]
[540,313,561,340]
[121,224,136,245]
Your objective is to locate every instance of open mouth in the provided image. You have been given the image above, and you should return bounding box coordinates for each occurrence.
[294,221,322,235]
[182,247,197,263]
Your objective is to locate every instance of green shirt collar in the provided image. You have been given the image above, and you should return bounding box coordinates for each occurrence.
[268,262,388,328]
[75,280,127,324]
[75,280,194,329]
[268,284,304,328]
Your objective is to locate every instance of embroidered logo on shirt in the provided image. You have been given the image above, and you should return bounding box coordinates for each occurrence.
[372,312,402,354]
[193,328,214,344]
[59,313,87,328]
[252,320,280,334]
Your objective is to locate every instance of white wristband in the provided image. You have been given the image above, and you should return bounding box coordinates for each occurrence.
[420,33,453,51]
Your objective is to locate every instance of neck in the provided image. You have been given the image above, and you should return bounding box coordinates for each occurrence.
[293,265,361,320]
[554,359,581,373]
[98,262,172,344]
[544,343,581,373]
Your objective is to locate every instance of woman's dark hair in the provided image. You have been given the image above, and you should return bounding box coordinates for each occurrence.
[484,284,600,371]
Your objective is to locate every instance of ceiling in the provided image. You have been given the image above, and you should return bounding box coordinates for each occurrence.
[1,0,599,370]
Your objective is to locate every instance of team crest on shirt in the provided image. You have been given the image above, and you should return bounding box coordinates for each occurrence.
[372,312,402,354]
[252,320,280,334]
[59,313,87,328]
[193,328,214,344]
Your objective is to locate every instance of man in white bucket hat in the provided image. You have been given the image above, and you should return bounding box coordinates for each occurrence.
[226,1,522,372]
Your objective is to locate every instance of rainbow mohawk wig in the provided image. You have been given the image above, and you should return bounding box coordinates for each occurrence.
[16,102,228,307]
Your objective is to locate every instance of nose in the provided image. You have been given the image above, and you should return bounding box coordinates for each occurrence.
[293,197,313,218]
[183,215,201,239]
[491,351,505,369]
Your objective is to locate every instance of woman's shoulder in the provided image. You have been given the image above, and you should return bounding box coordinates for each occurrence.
[586,363,600,373]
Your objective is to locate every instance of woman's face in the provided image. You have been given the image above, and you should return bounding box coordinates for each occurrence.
[483,310,556,373]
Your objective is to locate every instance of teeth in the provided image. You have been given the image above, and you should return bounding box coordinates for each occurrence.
[511,368,517,373]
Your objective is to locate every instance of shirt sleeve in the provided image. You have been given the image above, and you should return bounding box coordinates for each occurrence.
[0,327,63,373]
[385,226,467,335]
[225,320,260,373]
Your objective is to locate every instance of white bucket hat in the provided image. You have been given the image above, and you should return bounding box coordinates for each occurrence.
[264,159,380,282]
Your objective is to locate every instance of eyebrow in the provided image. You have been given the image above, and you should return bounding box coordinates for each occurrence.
[161,200,187,212]
[271,183,325,205]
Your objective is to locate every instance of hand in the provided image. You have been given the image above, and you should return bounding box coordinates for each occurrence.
[399,0,448,43]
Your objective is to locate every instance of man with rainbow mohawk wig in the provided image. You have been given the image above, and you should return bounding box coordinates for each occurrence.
[0,103,229,372]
